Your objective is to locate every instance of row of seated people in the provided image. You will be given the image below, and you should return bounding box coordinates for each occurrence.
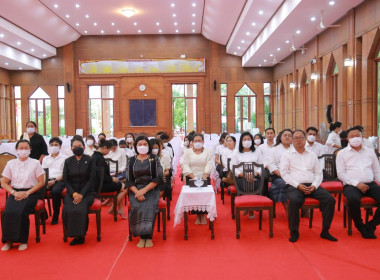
[1,129,175,251]
[178,126,380,242]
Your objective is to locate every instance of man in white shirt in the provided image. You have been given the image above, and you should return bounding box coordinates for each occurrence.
[336,126,380,239]
[305,127,326,157]
[281,130,337,242]
[42,137,67,225]
[261,128,276,196]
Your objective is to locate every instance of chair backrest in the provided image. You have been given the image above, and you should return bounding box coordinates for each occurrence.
[95,167,105,197]
[105,158,119,174]
[0,152,16,177]
[318,153,337,181]
[227,158,231,173]
[232,162,264,196]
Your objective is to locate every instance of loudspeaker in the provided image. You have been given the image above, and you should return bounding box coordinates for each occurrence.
[326,104,333,123]
[268,113,272,125]
[214,80,217,91]
[66,82,71,93]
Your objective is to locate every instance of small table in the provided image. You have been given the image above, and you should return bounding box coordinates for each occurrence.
[174,185,217,240]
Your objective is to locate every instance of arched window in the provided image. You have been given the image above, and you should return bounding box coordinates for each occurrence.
[29,87,51,136]
[235,84,256,132]
[264,83,271,128]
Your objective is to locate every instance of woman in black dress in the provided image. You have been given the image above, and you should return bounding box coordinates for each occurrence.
[20,121,48,163]
[127,136,162,248]
[62,138,96,246]
[92,140,127,219]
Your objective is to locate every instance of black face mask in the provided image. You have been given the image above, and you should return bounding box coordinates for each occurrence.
[73,147,84,156]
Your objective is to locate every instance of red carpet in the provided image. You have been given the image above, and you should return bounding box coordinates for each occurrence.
[1,173,380,280]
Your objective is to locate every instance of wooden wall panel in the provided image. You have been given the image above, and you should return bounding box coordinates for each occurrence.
[0,68,10,84]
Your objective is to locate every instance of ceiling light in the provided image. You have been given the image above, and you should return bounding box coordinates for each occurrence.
[246,32,250,36]
[5,62,8,65]
[19,67,23,70]
[192,13,196,17]
[111,22,115,26]
[259,64,262,67]
[311,73,318,80]
[277,48,281,51]
[31,48,35,52]
[192,29,195,33]
[85,14,89,18]
[134,22,137,26]
[66,14,70,18]
[329,1,335,6]
[158,29,162,33]
[138,29,141,33]
[192,22,195,26]
[310,17,316,21]
[241,40,245,43]
[156,22,160,26]
[54,4,58,8]
[176,29,179,33]
[234,52,237,55]
[43,54,46,57]
[0,33,4,38]
[75,4,80,8]
[93,22,97,26]
[259,10,263,15]
[84,30,88,34]
[296,30,301,34]
[237,46,241,50]
[76,23,80,26]
[344,58,353,67]
[174,22,178,26]
[285,40,290,43]
[17,42,21,45]
[171,3,175,7]
[270,54,273,57]
[264,59,267,62]
[121,9,136,18]
[192,3,196,7]
[117,30,120,33]
[289,83,296,88]
[251,22,256,26]
[100,30,104,34]
[173,14,176,17]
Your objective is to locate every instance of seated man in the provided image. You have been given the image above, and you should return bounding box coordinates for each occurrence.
[305,126,326,157]
[42,137,67,225]
[336,126,380,239]
[281,130,337,242]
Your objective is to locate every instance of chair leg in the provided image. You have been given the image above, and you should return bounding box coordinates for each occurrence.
[221,182,225,204]
[259,210,262,230]
[34,212,41,243]
[184,212,188,240]
[96,211,101,241]
[236,208,240,239]
[337,193,341,211]
[231,194,236,219]
[343,205,347,228]
[365,208,371,224]
[47,198,52,217]
[347,207,353,236]
[128,209,132,241]
[113,196,117,222]
[210,220,214,240]
[269,208,273,238]
[157,210,161,232]
[167,198,170,221]
[273,201,276,218]
[309,209,314,229]
[162,208,166,240]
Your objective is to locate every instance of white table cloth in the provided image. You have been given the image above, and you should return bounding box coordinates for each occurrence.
[174,185,217,227]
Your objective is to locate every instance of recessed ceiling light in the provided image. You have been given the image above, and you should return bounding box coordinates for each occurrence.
[192,29,195,33]
[173,13,176,17]
[19,67,23,70]
[0,33,4,38]
[175,29,179,33]
[75,4,80,8]
[192,3,196,7]
[246,32,250,36]
[251,22,256,26]
[43,54,46,57]
[234,52,237,55]
[75,23,80,26]
[192,22,195,26]
[174,22,178,26]
[121,9,136,18]
[171,3,175,7]
[94,22,97,26]
[5,62,8,65]
[133,22,137,26]
[156,22,160,26]
[259,10,263,15]
[277,47,281,51]
[158,29,162,33]
[264,59,267,62]
[117,30,120,33]
[329,1,335,6]
[192,13,196,17]
[31,48,35,52]
[237,46,241,50]
[111,22,115,26]
[259,64,262,67]
[100,30,104,34]
[241,40,245,43]
[17,42,21,45]
[66,14,70,18]
[54,4,58,8]
[270,54,273,57]
[85,14,89,18]
[285,40,290,43]
[84,30,88,34]
[138,29,141,33]
[296,30,301,34]
[310,16,316,21]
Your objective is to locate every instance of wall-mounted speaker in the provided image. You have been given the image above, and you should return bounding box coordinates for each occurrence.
[326,104,333,123]
[66,82,71,93]
[214,80,217,91]
[268,112,272,125]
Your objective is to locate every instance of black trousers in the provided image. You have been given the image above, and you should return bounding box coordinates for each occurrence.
[343,182,380,230]
[1,190,39,243]
[50,181,65,219]
[287,184,335,233]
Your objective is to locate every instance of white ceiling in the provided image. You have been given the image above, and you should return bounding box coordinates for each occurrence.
[0,0,367,71]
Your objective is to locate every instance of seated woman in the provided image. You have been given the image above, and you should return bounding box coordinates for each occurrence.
[220,135,236,182]
[253,133,264,150]
[124,132,136,157]
[150,138,171,198]
[62,138,96,246]
[267,129,293,213]
[20,121,48,163]
[92,140,127,219]
[214,132,229,191]
[182,133,213,224]
[84,135,97,156]
[1,139,45,251]
[126,136,162,248]
[119,140,134,159]
[230,132,263,219]
[105,139,127,181]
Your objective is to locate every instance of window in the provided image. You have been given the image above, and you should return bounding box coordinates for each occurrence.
[129,100,157,126]
[88,85,114,137]
[14,86,22,139]
[264,83,271,128]
[220,84,227,132]
[331,63,338,121]
[29,87,51,136]
[58,86,65,135]
[172,84,197,134]
[235,84,256,132]
[0,85,11,137]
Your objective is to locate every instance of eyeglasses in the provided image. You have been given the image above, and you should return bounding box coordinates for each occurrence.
[293,137,305,141]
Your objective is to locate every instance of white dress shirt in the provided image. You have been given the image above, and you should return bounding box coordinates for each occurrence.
[305,141,326,157]
[325,131,341,154]
[259,142,275,168]
[280,147,323,188]
[159,153,172,170]
[336,145,380,186]
[84,146,96,156]
[267,143,291,174]
[2,158,45,189]
[42,152,67,179]
[105,148,127,173]
[124,148,135,158]
[230,149,263,177]
[182,148,213,178]
[220,147,235,172]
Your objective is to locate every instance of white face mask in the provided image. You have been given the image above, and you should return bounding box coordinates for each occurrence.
[17,149,30,159]
[50,146,60,154]
[137,145,149,155]
[349,137,362,148]
[152,148,159,155]
[242,140,252,149]
[193,142,203,150]
[254,139,261,146]
[184,141,189,147]
[126,137,133,143]
[163,142,168,148]
[86,139,94,146]
[307,135,316,143]
[26,127,35,134]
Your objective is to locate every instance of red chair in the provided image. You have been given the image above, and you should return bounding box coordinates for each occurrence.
[228,185,237,219]
[103,158,119,222]
[343,196,377,236]
[301,198,320,228]
[320,181,343,210]
[233,162,274,239]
